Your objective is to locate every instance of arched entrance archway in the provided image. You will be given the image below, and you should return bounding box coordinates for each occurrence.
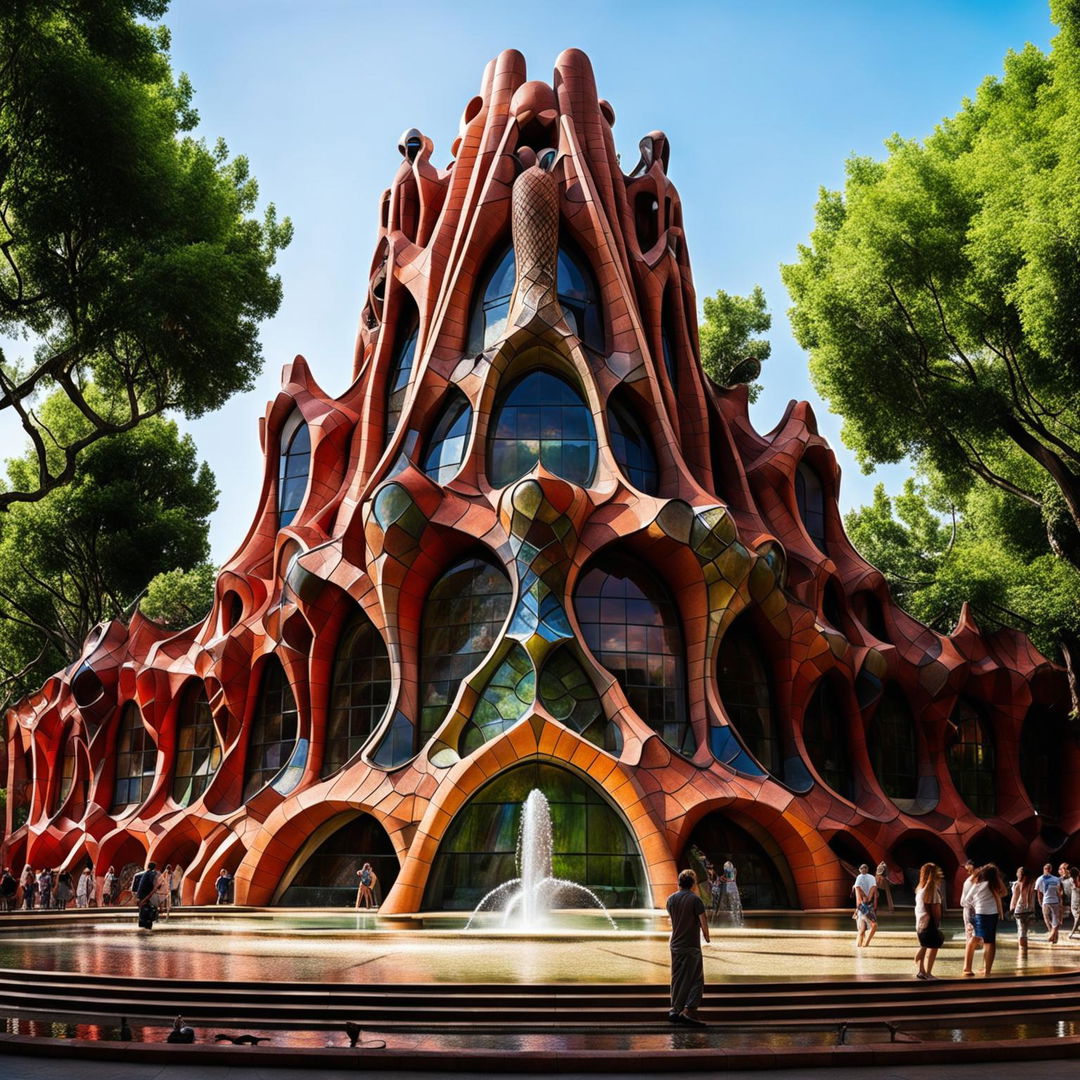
[422,762,648,911]
[275,813,399,906]
[684,812,796,909]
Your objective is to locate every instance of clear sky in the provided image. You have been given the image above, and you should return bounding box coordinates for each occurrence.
[10,0,1059,562]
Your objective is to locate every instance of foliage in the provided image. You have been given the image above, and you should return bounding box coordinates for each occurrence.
[699,285,771,403]
[0,0,291,510]
[140,563,216,629]
[0,390,217,708]
[783,2,1080,711]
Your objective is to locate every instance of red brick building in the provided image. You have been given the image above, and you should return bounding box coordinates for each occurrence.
[3,49,1075,911]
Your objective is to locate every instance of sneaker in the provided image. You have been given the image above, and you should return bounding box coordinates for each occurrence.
[676,1013,707,1027]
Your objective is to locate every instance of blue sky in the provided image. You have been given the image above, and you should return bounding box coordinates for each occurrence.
[62,2,1070,559]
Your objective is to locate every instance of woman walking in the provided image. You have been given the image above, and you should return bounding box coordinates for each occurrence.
[102,866,117,906]
[876,860,895,914]
[20,866,36,910]
[153,865,172,918]
[913,863,945,979]
[963,863,1007,977]
[1068,867,1080,941]
[76,866,95,908]
[1009,867,1036,951]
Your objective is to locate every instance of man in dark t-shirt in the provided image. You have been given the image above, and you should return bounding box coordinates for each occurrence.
[666,868,710,1026]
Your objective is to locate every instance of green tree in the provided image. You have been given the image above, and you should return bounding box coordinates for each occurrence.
[0,0,291,510]
[782,1,1080,705]
[140,563,217,629]
[0,390,217,708]
[699,285,771,402]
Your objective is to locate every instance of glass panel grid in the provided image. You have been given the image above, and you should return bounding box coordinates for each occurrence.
[868,688,918,802]
[278,420,311,528]
[419,557,512,743]
[323,611,392,776]
[172,686,222,806]
[386,321,419,441]
[802,680,853,800]
[717,621,780,775]
[795,463,827,553]
[112,703,156,812]
[608,397,660,495]
[422,394,473,485]
[575,559,691,755]
[244,660,300,801]
[947,699,996,817]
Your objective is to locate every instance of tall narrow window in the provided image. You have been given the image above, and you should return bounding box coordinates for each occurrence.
[1020,705,1064,820]
[660,291,678,389]
[607,392,660,495]
[868,687,918,804]
[575,554,692,755]
[488,370,597,487]
[173,684,222,806]
[112,703,156,812]
[947,698,996,817]
[419,556,512,744]
[278,411,311,529]
[795,462,827,553]
[421,392,472,485]
[53,735,76,815]
[716,618,780,775]
[244,659,301,801]
[386,305,419,442]
[323,610,392,775]
[468,246,516,353]
[802,679,853,800]
[556,244,603,349]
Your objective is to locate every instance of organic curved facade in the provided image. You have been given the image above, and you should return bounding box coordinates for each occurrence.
[3,50,1076,909]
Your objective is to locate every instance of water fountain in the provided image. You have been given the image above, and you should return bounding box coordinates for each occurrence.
[466,789,617,929]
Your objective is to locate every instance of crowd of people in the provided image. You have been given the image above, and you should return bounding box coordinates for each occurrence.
[0,862,192,915]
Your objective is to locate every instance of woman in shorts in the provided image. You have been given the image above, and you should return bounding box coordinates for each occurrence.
[963,863,1007,977]
[1009,867,1036,951]
[913,863,945,979]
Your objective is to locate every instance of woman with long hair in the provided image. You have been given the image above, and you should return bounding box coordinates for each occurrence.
[1009,867,1036,951]
[913,863,945,979]
[1069,867,1080,941]
[963,863,1007,977]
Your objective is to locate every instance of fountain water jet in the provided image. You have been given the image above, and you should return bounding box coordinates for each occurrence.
[466,789,617,930]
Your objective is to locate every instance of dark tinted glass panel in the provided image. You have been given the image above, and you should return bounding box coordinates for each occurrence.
[172,685,222,806]
[795,462,827,553]
[112,703,156,812]
[608,395,659,495]
[575,556,692,755]
[54,737,76,814]
[556,247,603,349]
[685,813,794,909]
[802,680,853,800]
[386,318,419,441]
[419,557,512,743]
[1020,705,1064,819]
[278,813,399,907]
[660,293,678,388]
[278,417,311,528]
[468,247,516,353]
[868,687,918,803]
[423,762,647,910]
[488,371,597,487]
[421,394,472,484]
[323,611,392,776]
[717,620,780,774]
[244,659,300,801]
[947,699,996,816]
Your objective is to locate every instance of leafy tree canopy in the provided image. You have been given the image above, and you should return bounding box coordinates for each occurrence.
[0,0,291,510]
[140,563,216,630]
[699,285,771,403]
[782,1,1080,574]
[0,389,217,709]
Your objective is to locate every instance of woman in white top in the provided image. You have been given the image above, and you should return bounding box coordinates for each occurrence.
[1009,867,1035,950]
[75,867,95,908]
[962,863,1006,977]
[913,863,945,979]
[1069,867,1080,940]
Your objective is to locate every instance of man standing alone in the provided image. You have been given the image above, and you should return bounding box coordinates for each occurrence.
[134,862,159,931]
[666,868,710,1027]
[853,863,878,947]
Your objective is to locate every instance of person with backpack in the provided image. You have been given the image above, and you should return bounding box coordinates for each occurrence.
[356,863,378,909]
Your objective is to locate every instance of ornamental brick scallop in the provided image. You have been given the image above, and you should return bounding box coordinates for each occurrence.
[3,50,1076,911]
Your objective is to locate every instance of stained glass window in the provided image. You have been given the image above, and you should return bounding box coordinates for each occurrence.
[278,411,311,529]
[459,644,534,755]
[244,658,301,801]
[422,762,647,910]
[867,687,918,804]
[795,462,827,553]
[716,618,780,775]
[323,610,392,775]
[575,555,692,755]
[386,306,419,442]
[112,703,156,812]
[538,647,621,753]
[947,698,996,817]
[608,393,659,495]
[172,684,222,806]
[419,556,512,744]
[802,679,853,800]
[421,392,472,485]
[488,370,597,487]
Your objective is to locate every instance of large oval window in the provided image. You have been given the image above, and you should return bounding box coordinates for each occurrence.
[867,686,918,805]
[488,370,597,487]
[802,678,854,800]
[717,617,780,775]
[419,555,512,745]
[112,703,156,813]
[947,698,996,817]
[244,658,304,800]
[173,683,222,806]
[575,553,692,755]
